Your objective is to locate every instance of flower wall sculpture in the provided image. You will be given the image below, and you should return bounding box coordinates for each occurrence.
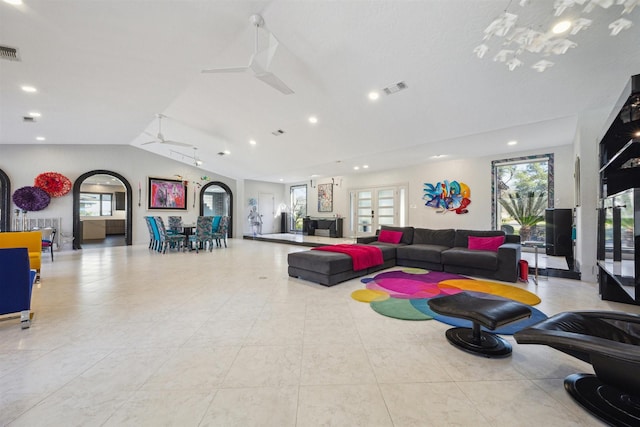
[423,180,471,214]
[12,186,51,211]
[34,172,72,197]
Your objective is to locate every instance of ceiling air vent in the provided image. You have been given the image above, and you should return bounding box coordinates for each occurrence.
[0,45,20,62]
[383,81,407,96]
[271,129,285,136]
[23,116,36,123]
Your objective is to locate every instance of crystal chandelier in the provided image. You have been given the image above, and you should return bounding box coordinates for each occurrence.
[475,0,639,72]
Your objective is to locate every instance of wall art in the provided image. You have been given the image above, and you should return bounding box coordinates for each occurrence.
[148,177,187,210]
[317,183,333,212]
[423,180,471,214]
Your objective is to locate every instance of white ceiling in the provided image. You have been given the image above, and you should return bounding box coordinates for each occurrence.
[1,0,639,183]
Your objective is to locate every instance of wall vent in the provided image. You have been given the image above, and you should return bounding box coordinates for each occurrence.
[383,81,408,95]
[0,45,20,62]
[23,116,36,123]
[271,129,285,136]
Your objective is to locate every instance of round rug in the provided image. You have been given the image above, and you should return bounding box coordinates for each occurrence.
[351,289,389,303]
[370,298,433,320]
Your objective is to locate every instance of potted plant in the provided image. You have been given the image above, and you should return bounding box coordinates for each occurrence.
[499,191,547,242]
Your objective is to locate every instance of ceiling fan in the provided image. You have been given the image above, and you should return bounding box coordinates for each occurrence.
[202,14,294,95]
[142,114,192,147]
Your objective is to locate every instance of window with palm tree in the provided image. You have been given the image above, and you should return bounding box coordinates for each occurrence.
[493,154,554,242]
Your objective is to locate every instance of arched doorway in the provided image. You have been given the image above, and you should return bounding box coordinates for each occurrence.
[73,170,133,249]
[200,181,233,237]
[0,169,11,232]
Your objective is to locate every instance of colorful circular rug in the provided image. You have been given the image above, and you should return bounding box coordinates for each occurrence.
[352,268,545,334]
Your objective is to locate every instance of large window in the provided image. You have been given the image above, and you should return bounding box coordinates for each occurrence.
[80,192,113,216]
[492,154,554,242]
[290,185,307,232]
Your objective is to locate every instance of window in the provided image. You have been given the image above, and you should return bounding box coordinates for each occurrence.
[80,192,113,216]
[492,154,553,242]
[290,185,307,232]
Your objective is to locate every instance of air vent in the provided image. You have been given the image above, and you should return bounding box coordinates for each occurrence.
[383,81,408,95]
[23,116,36,123]
[0,45,20,62]
[271,129,285,136]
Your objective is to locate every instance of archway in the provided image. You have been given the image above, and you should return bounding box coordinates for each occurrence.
[0,169,10,232]
[200,181,233,238]
[73,170,133,249]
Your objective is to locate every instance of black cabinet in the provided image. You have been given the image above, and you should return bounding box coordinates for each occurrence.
[545,208,573,257]
[302,217,343,238]
[597,74,640,305]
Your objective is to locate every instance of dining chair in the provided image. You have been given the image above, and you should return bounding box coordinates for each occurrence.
[188,216,214,253]
[167,216,183,235]
[212,216,229,248]
[40,227,56,261]
[154,216,185,253]
[144,216,160,251]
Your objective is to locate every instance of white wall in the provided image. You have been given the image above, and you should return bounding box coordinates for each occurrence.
[0,144,236,246]
[289,144,575,233]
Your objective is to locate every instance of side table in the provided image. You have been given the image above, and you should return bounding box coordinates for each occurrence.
[522,241,547,285]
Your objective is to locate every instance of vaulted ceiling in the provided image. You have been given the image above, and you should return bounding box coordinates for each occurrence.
[1,0,639,182]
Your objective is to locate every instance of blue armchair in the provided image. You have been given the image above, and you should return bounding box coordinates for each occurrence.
[0,247,37,329]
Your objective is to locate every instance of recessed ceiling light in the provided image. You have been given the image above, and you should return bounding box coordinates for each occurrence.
[353,166,360,170]
[21,85,37,93]
[279,178,284,182]
[363,165,369,169]
[430,154,447,159]
[249,139,257,145]
[223,150,231,155]
[634,131,640,137]
[308,116,318,124]
[4,0,23,5]
[35,136,45,141]
[552,20,571,34]
[28,111,41,117]
[368,91,380,101]
[507,140,518,146]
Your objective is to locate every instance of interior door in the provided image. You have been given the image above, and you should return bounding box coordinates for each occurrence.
[258,192,275,234]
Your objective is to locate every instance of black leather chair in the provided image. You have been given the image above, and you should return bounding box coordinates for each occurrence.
[514,311,640,426]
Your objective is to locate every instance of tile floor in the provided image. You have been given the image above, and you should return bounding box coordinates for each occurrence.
[1,238,637,426]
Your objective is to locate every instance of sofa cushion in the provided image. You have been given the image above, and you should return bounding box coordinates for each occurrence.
[454,229,506,248]
[468,235,505,252]
[441,247,499,270]
[378,229,403,244]
[397,244,450,264]
[379,226,414,245]
[413,228,455,247]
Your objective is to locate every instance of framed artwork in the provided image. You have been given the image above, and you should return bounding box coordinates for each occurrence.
[148,177,187,210]
[317,183,333,212]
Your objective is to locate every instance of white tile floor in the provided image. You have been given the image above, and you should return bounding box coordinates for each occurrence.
[1,238,637,426]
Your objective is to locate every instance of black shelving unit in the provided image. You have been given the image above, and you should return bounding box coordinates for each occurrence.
[597,74,640,305]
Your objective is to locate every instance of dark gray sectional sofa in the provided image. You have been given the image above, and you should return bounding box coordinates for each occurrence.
[287,225,521,286]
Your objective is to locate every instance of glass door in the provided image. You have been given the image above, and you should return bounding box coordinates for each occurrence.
[352,186,406,237]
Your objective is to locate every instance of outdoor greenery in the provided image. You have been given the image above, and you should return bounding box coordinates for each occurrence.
[499,191,547,241]
[496,159,549,241]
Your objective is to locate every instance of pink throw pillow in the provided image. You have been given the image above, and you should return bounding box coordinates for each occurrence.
[468,236,505,252]
[378,230,403,244]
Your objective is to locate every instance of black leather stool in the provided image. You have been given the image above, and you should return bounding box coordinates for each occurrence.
[428,292,531,358]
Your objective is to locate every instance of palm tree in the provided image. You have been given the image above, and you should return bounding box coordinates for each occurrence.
[499,191,547,242]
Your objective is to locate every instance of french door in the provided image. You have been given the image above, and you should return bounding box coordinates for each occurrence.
[350,186,406,237]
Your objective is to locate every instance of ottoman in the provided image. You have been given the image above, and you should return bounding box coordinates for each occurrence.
[288,245,396,286]
[428,292,531,357]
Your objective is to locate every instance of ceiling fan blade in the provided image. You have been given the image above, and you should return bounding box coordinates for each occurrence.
[201,66,249,74]
[161,140,193,147]
[254,72,294,95]
[141,140,157,146]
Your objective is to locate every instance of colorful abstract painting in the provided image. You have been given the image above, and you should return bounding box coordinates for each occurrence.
[318,183,333,212]
[423,180,470,214]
